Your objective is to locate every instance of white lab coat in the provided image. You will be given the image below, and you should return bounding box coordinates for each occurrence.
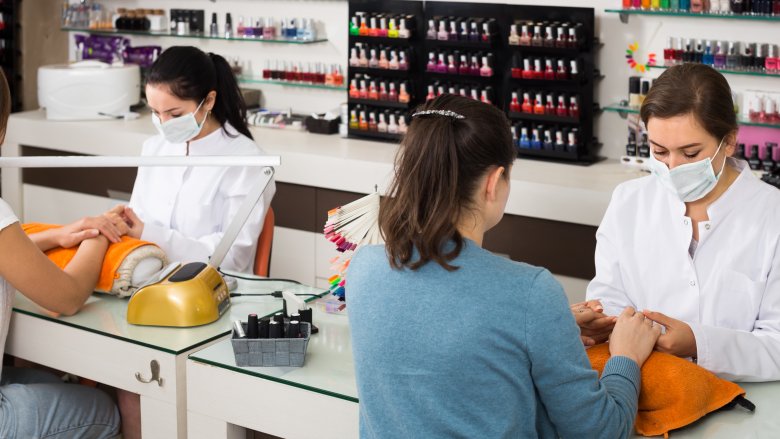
[129,124,276,274]
[587,158,780,382]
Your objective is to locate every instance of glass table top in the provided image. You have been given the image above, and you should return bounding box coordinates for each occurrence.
[12,276,324,355]
[189,301,357,403]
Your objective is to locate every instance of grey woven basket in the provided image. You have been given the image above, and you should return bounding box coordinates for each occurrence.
[231,322,311,367]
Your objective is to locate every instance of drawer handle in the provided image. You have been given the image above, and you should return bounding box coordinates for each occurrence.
[135,360,164,387]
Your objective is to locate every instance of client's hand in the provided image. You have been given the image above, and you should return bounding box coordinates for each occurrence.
[60,215,125,246]
[609,307,661,367]
[642,310,697,359]
[571,299,616,346]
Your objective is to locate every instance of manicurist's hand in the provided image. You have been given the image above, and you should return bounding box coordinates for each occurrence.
[571,299,616,346]
[62,215,125,245]
[609,307,661,367]
[642,310,697,359]
[120,206,144,239]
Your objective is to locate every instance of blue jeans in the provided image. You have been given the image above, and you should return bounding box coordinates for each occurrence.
[0,367,120,439]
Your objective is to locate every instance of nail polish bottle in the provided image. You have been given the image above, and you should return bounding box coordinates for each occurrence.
[691,0,704,12]
[553,130,565,151]
[436,53,448,73]
[567,26,580,49]
[531,24,543,46]
[567,130,579,153]
[556,95,568,117]
[774,0,780,15]
[534,93,545,114]
[703,40,715,66]
[519,24,532,46]
[387,82,398,102]
[378,17,388,38]
[447,54,458,74]
[511,125,519,148]
[349,16,359,36]
[378,49,389,69]
[333,65,344,86]
[398,115,408,135]
[680,0,691,10]
[730,0,744,12]
[358,79,368,99]
[459,54,471,75]
[710,0,722,12]
[388,114,399,134]
[694,40,704,63]
[368,112,378,132]
[531,128,542,149]
[510,92,521,112]
[482,21,493,43]
[569,96,580,119]
[642,0,652,8]
[377,113,388,133]
[459,21,469,41]
[740,42,754,71]
[469,22,480,42]
[556,26,568,48]
[398,18,411,39]
[633,0,643,8]
[368,17,378,37]
[755,44,766,72]
[399,51,409,71]
[541,129,553,150]
[389,50,400,70]
[522,58,534,79]
[449,20,459,41]
[470,88,480,101]
[378,82,388,101]
[459,87,468,98]
[544,59,556,80]
[359,109,368,130]
[368,49,379,69]
[714,40,727,68]
[639,79,651,105]
[664,37,677,66]
[262,60,272,79]
[569,59,580,80]
[543,26,555,47]
[670,0,680,9]
[532,58,543,79]
[745,144,761,170]
[426,52,437,72]
[264,17,276,39]
[437,20,449,41]
[519,127,531,148]
[545,93,555,114]
[480,89,492,105]
[470,55,481,76]
[509,24,520,45]
[426,19,436,40]
[763,95,776,122]
[324,65,334,85]
[766,45,778,73]
[349,110,359,130]
[426,85,436,101]
[521,92,533,113]
[399,82,410,103]
[481,56,493,77]
[237,16,246,37]
[553,59,567,80]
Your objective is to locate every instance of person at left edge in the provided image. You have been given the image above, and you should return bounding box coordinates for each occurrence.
[105,45,276,273]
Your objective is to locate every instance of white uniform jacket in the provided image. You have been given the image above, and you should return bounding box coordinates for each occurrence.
[587,158,780,381]
[129,124,276,273]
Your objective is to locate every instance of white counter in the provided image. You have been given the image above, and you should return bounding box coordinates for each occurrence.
[3,110,645,226]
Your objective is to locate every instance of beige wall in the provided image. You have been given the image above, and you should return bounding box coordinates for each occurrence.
[21,0,68,111]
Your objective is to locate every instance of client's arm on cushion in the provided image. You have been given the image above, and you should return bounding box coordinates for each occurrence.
[23,223,168,298]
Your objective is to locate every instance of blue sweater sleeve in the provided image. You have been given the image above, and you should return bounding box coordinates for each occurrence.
[524,270,640,439]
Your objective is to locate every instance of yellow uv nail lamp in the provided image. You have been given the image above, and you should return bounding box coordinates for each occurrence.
[127,261,230,327]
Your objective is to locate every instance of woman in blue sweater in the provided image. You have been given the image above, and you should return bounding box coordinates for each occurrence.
[348,94,660,438]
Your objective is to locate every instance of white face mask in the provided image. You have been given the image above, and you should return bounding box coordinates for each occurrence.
[151,99,207,144]
[647,137,727,203]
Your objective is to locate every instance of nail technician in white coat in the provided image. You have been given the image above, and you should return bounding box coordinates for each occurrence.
[107,46,275,274]
[582,64,780,382]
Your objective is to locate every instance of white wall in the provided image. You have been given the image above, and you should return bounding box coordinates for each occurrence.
[66,0,780,159]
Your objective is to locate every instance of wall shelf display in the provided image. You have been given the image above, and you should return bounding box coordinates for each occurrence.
[602,102,780,129]
[238,77,346,91]
[604,9,780,24]
[61,27,328,44]
[650,65,780,79]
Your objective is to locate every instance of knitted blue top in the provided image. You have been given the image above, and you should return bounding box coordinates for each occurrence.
[348,240,640,439]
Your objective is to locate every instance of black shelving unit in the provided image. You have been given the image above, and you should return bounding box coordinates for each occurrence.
[0,0,21,111]
[347,0,424,143]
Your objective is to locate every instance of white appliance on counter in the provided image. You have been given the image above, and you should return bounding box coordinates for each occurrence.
[38,61,140,121]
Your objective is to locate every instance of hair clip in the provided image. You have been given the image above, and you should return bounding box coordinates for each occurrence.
[411,109,465,120]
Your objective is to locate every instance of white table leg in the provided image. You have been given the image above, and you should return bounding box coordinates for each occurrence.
[141,396,182,439]
[187,412,245,439]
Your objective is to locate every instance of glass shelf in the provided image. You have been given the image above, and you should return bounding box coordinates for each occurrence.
[238,77,346,91]
[61,27,329,44]
[605,8,780,23]
[602,103,780,129]
[649,64,780,79]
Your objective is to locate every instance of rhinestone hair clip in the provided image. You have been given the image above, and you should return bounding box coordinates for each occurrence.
[411,109,465,120]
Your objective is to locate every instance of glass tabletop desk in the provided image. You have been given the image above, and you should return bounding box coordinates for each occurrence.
[186,300,358,439]
[7,277,300,439]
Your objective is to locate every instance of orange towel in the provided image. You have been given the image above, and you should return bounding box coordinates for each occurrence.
[22,223,164,294]
[587,343,751,437]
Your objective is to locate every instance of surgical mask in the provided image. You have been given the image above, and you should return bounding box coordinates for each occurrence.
[151,99,207,144]
[647,137,727,203]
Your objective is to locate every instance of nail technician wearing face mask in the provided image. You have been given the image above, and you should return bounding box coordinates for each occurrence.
[106,46,275,274]
[581,64,780,382]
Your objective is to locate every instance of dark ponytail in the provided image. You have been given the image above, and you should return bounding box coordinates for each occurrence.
[379,94,515,271]
[147,46,253,140]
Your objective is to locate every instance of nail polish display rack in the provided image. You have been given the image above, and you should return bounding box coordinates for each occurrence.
[347,1,599,164]
[0,1,20,111]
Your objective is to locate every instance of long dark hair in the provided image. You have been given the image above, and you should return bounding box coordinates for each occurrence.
[641,64,737,141]
[147,46,252,140]
[379,94,515,271]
